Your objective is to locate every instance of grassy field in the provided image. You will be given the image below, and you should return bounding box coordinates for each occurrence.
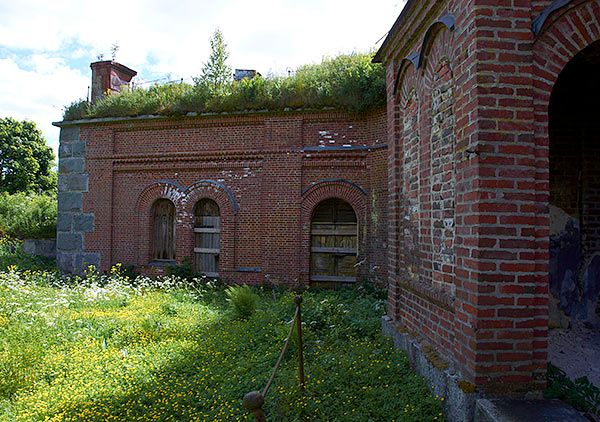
[0,240,446,422]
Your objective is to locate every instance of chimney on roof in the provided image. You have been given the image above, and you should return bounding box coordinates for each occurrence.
[90,61,137,105]
[234,69,260,82]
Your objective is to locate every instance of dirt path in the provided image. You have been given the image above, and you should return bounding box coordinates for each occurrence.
[548,320,600,388]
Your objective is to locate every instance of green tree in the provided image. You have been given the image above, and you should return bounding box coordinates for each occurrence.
[195,28,232,96]
[0,117,56,194]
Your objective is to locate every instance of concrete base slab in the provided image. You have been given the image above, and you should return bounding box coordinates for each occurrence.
[475,398,587,422]
[382,316,480,421]
[22,239,56,259]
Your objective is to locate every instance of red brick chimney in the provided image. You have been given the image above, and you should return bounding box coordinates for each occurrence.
[90,61,137,105]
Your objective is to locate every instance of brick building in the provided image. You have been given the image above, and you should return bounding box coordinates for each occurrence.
[54,70,388,286]
[55,0,600,419]
[375,0,600,419]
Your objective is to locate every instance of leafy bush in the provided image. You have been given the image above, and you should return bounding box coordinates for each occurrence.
[62,51,385,121]
[0,192,57,239]
[166,258,196,281]
[545,363,600,416]
[225,284,259,319]
[0,117,56,195]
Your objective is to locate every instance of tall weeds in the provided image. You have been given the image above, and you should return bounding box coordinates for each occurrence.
[63,52,385,120]
[0,193,56,239]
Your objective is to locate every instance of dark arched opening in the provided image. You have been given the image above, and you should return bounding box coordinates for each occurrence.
[548,39,600,384]
[310,198,358,286]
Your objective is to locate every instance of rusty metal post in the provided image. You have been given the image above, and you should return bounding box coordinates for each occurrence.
[243,391,266,422]
[294,295,305,390]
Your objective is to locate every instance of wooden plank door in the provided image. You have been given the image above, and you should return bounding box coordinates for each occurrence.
[194,199,220,277]
[310,199,358,284]
[152,199,175,261]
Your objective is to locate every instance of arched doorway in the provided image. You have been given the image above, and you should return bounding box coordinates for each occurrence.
[310,198,358,285]
[548,39,600,383]
[194,199,220,277]
[152,199,175,261]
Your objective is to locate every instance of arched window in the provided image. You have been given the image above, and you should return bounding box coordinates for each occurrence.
[194,199,220,276]
[152,199,175,261]
[310,198,358,284]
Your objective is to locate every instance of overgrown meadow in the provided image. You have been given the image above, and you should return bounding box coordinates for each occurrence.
[0,238,446,421]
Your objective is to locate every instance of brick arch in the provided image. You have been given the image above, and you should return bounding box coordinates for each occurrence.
[418,22,457,293]
[180,180,237,273]
[532,2,600,285]
[420,24,456,147]
[299,180,367,286]
[533,0,584,37]
[419,15,456,75]
[533,0,600,143]
[421,24,455,87]
[399,89,421,279]
[390,62,421,289]
[397,63,419,107]
[135,181,185,265]
[183,180,237,221]
[394,54,419,97]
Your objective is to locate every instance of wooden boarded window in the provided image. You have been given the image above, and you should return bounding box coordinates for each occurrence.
[194,199,220,276]
[152,199,175,261]
[310,198,358,283]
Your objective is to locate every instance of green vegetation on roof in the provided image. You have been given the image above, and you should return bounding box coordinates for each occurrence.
[62,52,385,121]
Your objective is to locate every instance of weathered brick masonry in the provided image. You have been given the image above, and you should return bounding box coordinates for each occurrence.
[375,0,600,408]
[55,108,388,287]
[55,0,600,417]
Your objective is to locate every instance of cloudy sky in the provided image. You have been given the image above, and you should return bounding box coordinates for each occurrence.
[0,0,405,156]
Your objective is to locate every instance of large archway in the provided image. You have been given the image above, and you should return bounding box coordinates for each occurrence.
[548,39,600,385]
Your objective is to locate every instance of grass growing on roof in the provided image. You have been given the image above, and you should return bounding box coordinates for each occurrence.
[0,245,446,422]
[62,51,385,121]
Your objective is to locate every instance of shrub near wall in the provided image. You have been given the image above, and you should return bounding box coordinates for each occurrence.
[0,193,57,239]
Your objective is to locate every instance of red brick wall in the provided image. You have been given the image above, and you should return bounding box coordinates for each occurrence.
[377,0,600,393]
[79,110,387,287]
[380,0,473,384]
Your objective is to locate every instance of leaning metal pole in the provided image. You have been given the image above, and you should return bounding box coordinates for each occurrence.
[243,295,304,422]
[294,295,305,389]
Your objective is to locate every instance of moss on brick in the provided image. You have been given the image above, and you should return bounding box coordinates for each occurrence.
[421,345,450,371]
[458,380,477,394]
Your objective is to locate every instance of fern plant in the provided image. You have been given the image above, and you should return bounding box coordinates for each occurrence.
[225,284,258,319]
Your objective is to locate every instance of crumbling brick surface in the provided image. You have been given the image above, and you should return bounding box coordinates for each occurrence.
[59,109,388,286]
[377,0,600,394]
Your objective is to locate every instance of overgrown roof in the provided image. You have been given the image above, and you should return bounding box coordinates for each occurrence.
[62,52,385,121]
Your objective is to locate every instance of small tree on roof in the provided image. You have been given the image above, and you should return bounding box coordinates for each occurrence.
[195,28,232,97]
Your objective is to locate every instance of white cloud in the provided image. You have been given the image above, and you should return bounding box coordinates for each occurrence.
[0,0,406,153]
[0,55,88,155]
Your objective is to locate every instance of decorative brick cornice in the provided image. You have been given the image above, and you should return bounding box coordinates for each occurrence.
[90,147,381,164]
[302,160,366,168]
[53,107,386,128]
